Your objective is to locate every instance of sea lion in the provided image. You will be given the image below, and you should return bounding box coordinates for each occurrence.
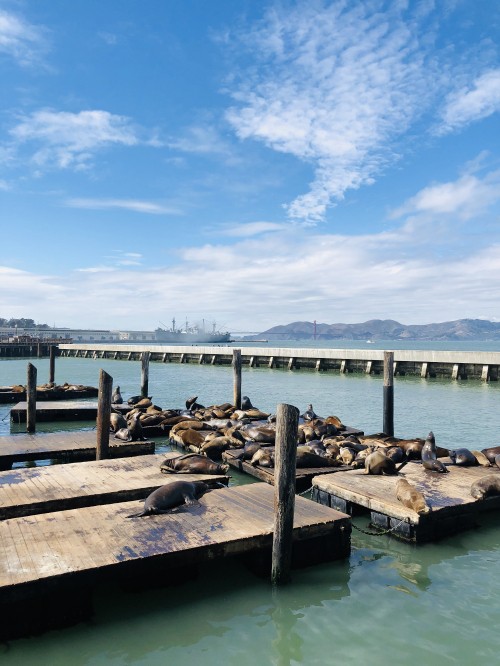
[240,425,276,443]
[481,446,500,464]
[127,412,146,441]
[338,446,356,465]
[470,475,500,499]
[296,447,341,468]
[128,480,210,517]
[365,449,397,475]
[301,404,318,421]
[160,453,229,475]
[110,412,127,432]
[421,431,448,473]
[241,395,254,410]
[495,454,500,470]
[112,386,123,404]
[386,446,405,464]
[231,441,262,461]
[449,448,477,466]
[471,450,491,467]
[396,478,430,514]
[250,449,274,468]
[128,395,151,405]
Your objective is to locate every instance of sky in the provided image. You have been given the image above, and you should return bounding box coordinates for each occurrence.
[1,0,500,333]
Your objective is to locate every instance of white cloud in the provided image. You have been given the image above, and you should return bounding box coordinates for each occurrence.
[226,2,439,223]
[391,169,500,220]
[9,109,141,170]
[0,9,48,66]
[438,69,500,134]
[221,221,286,237]
[65,198,180,215]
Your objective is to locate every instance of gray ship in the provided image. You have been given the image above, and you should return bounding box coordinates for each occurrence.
[155,318,231,343]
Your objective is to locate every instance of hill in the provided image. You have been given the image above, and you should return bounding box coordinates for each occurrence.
[245,319,500,341]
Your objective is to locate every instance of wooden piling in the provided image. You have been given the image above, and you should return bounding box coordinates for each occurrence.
[383,351,394,437]
[26,363,37,433]
[96,369,113,460]
[233,349,242,409]
[271,402,299,585]
[49,345,56,384]
[141,351,150,398]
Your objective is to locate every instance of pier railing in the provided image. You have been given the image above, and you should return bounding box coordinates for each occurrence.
[57,344,500,381]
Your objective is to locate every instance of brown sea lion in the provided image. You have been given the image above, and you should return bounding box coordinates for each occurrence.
[396,478,430,514]
[110,412,127,432]
[160,453,229,475]
[127,412,146,441]
[481,446,500,464]
[112,386,123,404]
[296,447,340,468]
[127,480,210,517]
[231,441,262,461]
[470,475,500,499]
[386,446,405,464]
[250,449,274,468]
[471,450,491,467]
[365,449,397,475]
[338,446,356,465]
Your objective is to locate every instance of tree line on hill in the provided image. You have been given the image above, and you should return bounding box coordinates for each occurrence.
[0,318,50,329]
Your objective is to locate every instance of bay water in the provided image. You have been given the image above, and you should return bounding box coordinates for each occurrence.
[1,341,500,665]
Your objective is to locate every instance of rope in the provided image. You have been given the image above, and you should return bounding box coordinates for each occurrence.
[351,517,408,536]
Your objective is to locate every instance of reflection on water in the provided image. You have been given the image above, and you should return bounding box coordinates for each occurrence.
[1,356,500,664]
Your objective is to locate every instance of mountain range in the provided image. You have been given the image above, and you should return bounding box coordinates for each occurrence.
[245,319,500,341]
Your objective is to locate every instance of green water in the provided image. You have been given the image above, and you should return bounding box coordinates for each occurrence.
[1,350,500,664]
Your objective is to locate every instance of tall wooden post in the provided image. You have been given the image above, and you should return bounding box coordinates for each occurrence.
[233,349,242,409]
[49,345,56,384]
[96,369,113,460]
[383,351,394,437]
[141,351,150,398]
[37,342,42,358]
[26,362,37,433]
[271,402,299,585]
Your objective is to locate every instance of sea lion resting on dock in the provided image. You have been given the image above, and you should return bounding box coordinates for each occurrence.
[160,453,229,475]
[449,448,477,466]
[396,478,430,515]
[470,475,500,499]
[364,449,397,475]
[128,480,211,517]
[481,446,500,464]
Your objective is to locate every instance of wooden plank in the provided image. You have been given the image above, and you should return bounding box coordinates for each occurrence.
[0,431,154,468]
[0,483,350,593]
[0,454,228,519]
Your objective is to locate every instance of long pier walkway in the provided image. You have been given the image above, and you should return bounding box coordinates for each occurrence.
[58,343,500,380]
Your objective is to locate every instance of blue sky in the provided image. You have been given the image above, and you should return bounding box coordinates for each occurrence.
[1,0,500,333]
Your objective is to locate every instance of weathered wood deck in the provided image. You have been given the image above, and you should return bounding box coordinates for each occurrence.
[312,461,500,542]
[0,483,350,640]
[0,387,98,404]
[223,447,355,492]
[0,431,154,470]
[0,453,227,519]
[10,400,130,423]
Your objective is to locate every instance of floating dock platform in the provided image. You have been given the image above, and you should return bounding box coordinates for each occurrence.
[0,483,350,640]
[0,386,98,404]
[59,343,500,381]
[0,453,226,520]
[312,462,500,542]
[223,447,356,492]
[10,400,130,423]
[0,431,154,470]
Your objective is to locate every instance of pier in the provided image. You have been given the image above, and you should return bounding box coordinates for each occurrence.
[0,431,154,470]
[10,400,130,423]
[312,462,500,542]
[58,343,500,380]
[0,482,350,640]
[0,453,227,520]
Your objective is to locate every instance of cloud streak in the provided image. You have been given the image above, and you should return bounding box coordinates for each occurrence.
[65,198,180,215]
[0,9,48,67]
[438,69,500,134]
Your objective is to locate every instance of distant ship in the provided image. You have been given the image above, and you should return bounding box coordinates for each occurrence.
[155,318,231,343]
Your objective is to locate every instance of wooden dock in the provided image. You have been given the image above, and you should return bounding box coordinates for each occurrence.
[59,343,500,380]
[223,447,355,492]
[0,453,227,519]
[312,461,500,542]
[0,483,350,640]
[0,431,154,470]
[10,400,130,423]
[0,386,98,404]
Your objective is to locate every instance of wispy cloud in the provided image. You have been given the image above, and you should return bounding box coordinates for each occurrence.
[0,9,48,67]
[390,168,500,220]
[221,221,286,237]
[438,69,500,134]
[9,109,142,170]
[226,2,441,223]
[65,197,180,215]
